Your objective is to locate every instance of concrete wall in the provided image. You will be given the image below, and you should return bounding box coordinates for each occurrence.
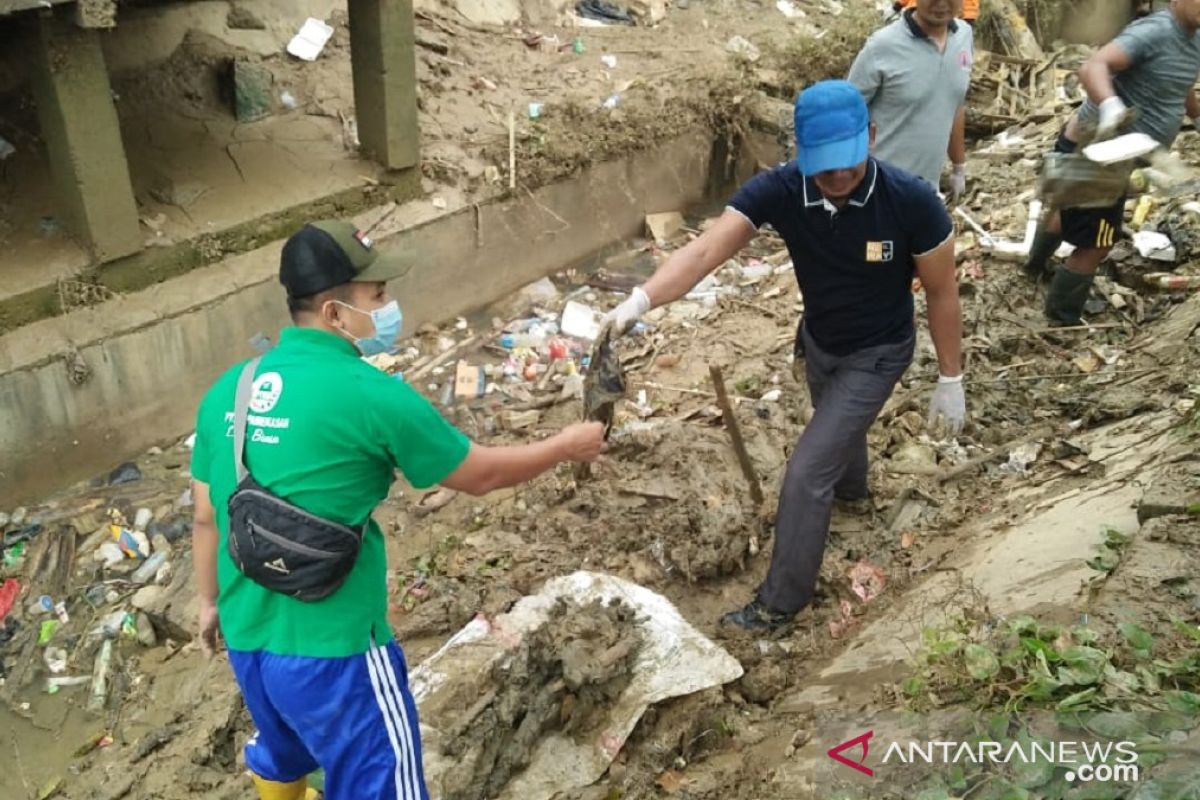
[0,130,723,506]
[1058,0,1132,45]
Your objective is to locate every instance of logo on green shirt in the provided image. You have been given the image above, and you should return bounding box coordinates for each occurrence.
[250,372,284,413]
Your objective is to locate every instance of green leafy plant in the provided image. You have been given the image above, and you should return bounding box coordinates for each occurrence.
[1087,527,1133,574]
[902,612,1200,717]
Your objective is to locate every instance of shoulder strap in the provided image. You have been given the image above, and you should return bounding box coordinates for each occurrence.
[233,357,263,483]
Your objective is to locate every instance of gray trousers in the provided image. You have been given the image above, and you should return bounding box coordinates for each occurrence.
[757,325,913,614]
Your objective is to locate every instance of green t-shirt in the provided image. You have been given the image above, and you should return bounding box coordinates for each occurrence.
[190,327,470,658]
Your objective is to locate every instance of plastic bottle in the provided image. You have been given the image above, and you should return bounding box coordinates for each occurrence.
[28,595,53,616]
[88,640,113,712]
[131,551,169,584]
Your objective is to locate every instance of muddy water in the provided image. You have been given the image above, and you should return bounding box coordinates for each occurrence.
[1,696,97,798]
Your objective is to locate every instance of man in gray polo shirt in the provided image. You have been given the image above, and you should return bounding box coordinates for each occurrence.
[1024,0,1200,325]
[849,0,973,197]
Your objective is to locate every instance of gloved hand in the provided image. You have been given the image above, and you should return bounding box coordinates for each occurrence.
[1096,96,1128,141]
[949,162,967,201]
[928,374,966,436]
[605,286,651,336]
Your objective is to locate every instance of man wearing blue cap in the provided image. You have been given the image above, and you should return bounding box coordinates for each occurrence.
[606,80,965,631]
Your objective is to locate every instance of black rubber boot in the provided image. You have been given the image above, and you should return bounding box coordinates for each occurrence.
[1044,265,1095,326]
[1023,229,1063,280]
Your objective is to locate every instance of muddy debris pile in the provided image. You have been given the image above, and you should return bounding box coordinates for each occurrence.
[0,447,197,719]
[384,216,805,639]
[437,597,642,800]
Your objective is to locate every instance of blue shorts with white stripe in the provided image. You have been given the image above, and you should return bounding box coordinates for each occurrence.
[229,640,428,800]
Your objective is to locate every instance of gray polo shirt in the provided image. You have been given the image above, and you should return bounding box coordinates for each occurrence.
[1075,10,1200,148]
[848,11,973,187]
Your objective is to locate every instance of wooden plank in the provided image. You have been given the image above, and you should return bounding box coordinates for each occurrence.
[709,365,764,508]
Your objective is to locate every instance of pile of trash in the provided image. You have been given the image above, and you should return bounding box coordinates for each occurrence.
[965,130,1200,296]
[0,454,196,718]
[362,281,605,433]
[956,8,1200,292]
[358,211,795,442]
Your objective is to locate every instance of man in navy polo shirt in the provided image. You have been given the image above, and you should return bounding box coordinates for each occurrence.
[607,80,965,631]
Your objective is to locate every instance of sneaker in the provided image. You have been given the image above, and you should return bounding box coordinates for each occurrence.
[720,600,795,633]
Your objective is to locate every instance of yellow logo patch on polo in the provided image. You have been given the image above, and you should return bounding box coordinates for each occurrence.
[865,241,894,262]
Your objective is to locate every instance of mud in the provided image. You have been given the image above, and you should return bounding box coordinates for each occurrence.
[5,3,1200,798]
[436,598,642,800]
[7,243,1200,800]
[1089,508,1200,650]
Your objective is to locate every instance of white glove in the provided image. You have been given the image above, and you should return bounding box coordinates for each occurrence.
[1096,97,1128,141]
[605,286,651,335]
[949,162,967,200]
[928,374,966,436]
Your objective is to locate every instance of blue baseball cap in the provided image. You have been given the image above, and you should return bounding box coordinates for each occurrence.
[794,80,870,175]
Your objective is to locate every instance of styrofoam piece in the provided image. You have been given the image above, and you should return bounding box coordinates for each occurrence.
[1132,230,1176,262]
[1082,133,1158,165]
[287,18,335,61]
[560,300,605,340]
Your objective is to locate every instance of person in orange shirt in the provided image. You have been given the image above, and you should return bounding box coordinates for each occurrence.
[895,0,977,23]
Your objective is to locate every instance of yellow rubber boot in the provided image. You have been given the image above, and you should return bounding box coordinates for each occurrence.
[250,773,319,800]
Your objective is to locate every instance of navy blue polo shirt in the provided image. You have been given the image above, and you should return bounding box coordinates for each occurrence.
[728,158,952,356]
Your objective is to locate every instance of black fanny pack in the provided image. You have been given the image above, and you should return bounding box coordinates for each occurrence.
[226,358,364,602]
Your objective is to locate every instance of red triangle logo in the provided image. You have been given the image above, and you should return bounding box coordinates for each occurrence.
[827,730,875,777]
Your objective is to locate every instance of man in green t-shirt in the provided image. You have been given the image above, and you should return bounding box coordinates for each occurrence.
[190,220,605,800]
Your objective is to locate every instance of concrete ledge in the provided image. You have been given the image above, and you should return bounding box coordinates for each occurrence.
[0,129,720,506]
[0,176,422,332]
